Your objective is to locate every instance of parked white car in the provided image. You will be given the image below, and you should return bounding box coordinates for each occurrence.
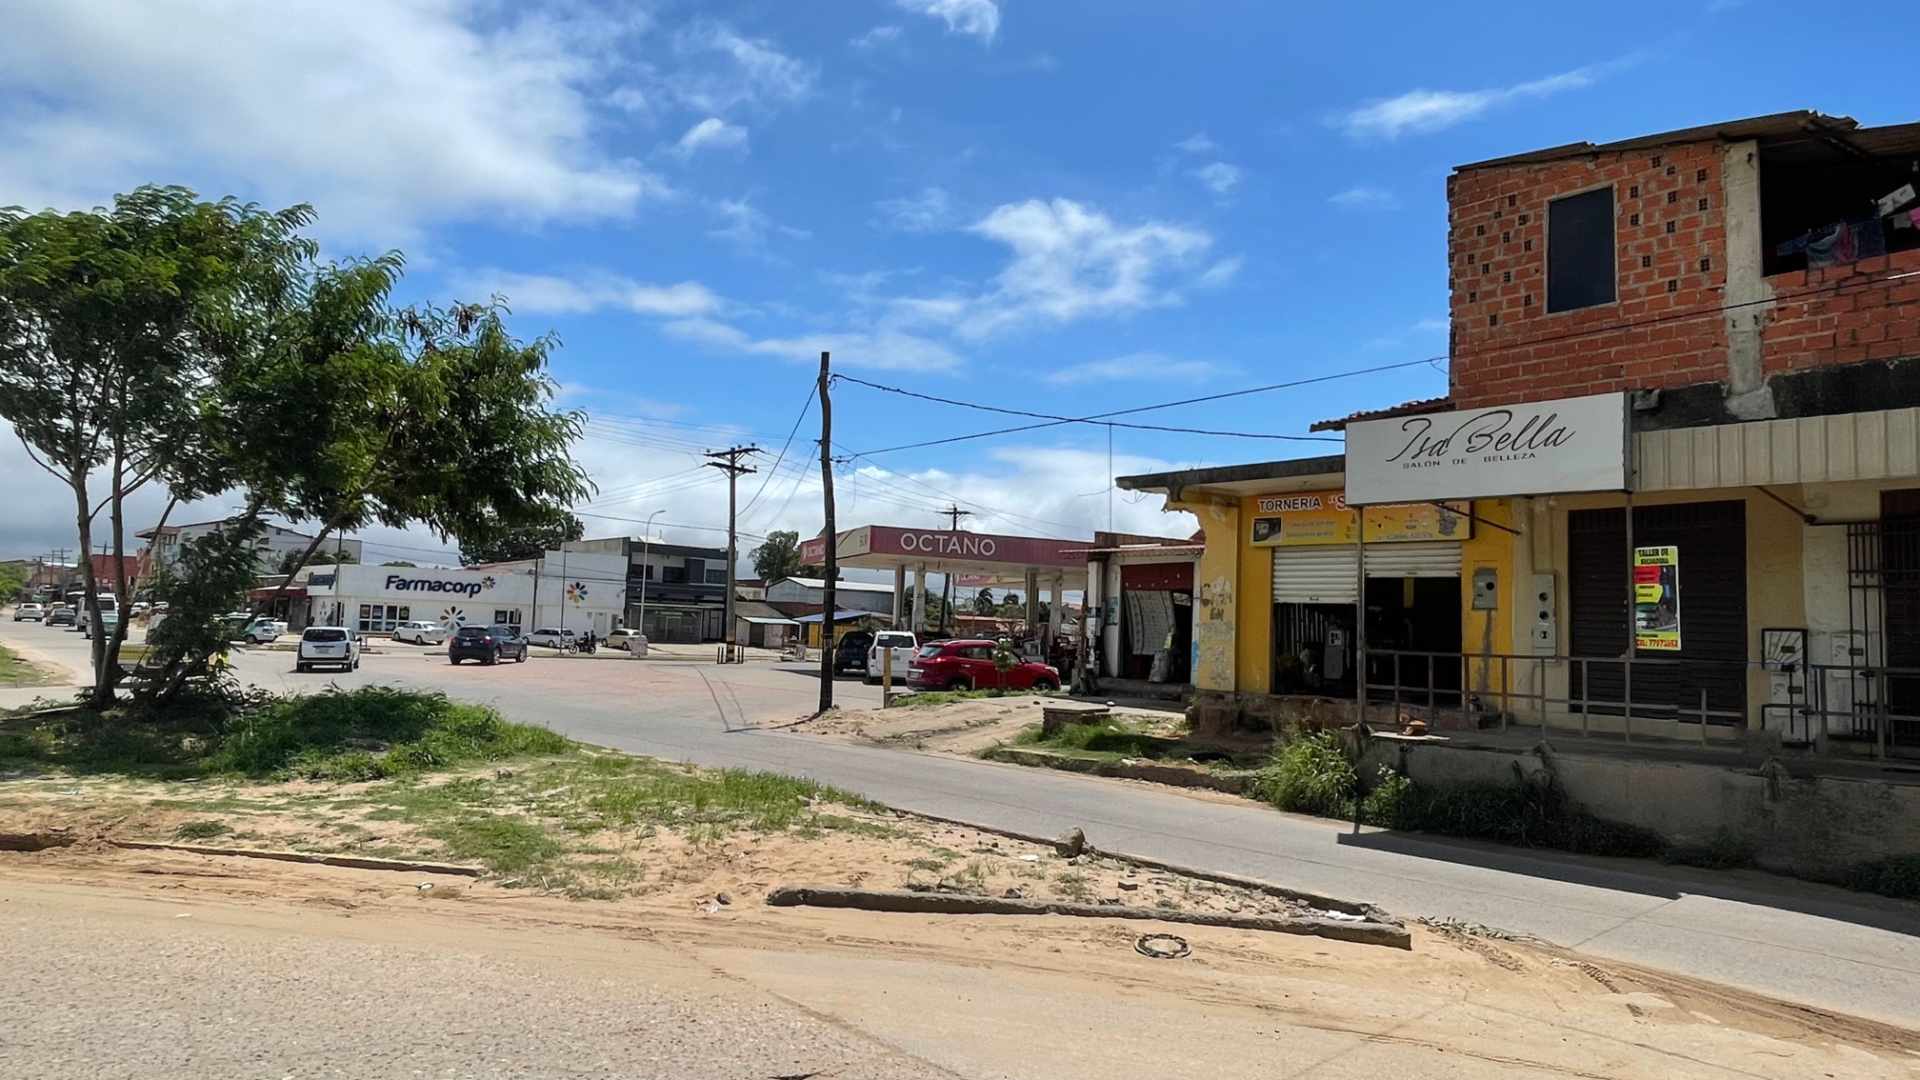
[12,603,45,622]
[296,626,361,673]
[865,630,918,684]
[392,620,448,645]
[526,627,578,649]
[605,628,645,652]
[239,618,287,645]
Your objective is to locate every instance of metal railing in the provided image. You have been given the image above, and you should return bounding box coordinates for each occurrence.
[1357,647,1917,760]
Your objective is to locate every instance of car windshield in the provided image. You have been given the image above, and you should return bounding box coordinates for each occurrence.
[303,629,347,642]
[875,633,913,648]
[456,626,490,638]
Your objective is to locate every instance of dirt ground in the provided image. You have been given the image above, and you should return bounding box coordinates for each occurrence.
[3,837,1917,1078]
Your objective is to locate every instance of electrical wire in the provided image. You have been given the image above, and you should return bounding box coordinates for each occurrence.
[831,374,1344,443]
[740,384,816,518]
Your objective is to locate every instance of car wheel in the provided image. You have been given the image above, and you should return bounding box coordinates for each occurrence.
[516,649,527,663]
[351,657,360,671]
[449,656,461,665]
[947,677,972,692]
[1033,678,1058,692]
[296,662,309,673]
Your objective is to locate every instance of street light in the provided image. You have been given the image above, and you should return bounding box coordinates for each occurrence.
[638,509,665,645]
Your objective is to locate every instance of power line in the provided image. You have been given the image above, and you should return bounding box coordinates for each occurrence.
[571,509,770,543]
[740,384,815,518]
[832,374,1345,444]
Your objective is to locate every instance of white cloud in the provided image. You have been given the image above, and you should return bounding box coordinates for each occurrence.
[1336,66,1601,138]
[1197,257,1242,288]
[874,186,953,232]
[1328,185,1400,209]
[897,0,1000,43]
[673,117,750,157]
[709,197,809,249]
[0,3,669,242]
[671,22,817,113]
[663,319,961,373]
[458,271,722,318]
[1191,161,1244,196]
[1174,133,1219,155]
[1043,352,1233,386]
[851,24,906,50]
[949,198,1214,337]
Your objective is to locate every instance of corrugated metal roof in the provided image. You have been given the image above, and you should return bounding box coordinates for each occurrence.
[1310,396,1452,433]
[1454,110,1856,171]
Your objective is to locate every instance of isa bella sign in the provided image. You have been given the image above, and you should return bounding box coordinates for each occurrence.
[1346,392,1629,505]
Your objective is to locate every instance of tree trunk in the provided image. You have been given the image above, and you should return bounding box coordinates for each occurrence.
[99,431,130,694]
[69,455,106,709]
[249,513,345,621]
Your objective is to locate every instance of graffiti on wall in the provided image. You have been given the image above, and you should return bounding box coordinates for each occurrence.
[1193,574,1236,690]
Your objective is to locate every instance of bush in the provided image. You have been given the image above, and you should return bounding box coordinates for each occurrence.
[1846,855,1920,901]
[1250,731,1357,818]
[209,686,570,781]
[1359,766,1415,829]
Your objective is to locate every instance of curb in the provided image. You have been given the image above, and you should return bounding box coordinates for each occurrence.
[764,885,1409,949]
[109,839,484,876]
[983,746,1255,795]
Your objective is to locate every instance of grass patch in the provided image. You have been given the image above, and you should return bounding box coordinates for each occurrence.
[1010,719,1267,769]
[171,819,231,841]
[424,815,566,877]
[0,643,60,688]
[895,688,1060,709]
[0,686,569,782]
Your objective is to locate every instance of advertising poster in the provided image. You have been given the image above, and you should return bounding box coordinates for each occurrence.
[1249,491,1470,547]
[1633,546,1680,651]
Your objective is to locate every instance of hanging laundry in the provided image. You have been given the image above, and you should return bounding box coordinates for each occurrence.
[1855,218,1887,259]
[1805,222,1852,267]
[1878,183,1917,218]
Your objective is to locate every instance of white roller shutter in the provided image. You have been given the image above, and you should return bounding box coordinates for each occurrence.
[1361,542,1462,579]
[1272,542,1462,604]
[1271,547,1358,604]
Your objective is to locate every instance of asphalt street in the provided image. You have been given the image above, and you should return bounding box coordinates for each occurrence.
[7,619,1920,1028]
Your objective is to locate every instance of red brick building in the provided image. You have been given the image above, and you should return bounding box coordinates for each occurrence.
[1444,110,1920,417]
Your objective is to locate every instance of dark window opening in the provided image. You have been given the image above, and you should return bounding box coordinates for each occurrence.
[1761,133,1920,275]
[662,565,688,584]
[1547,186,1616,313]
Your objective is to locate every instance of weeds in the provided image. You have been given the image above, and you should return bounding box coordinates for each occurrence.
[171,819,231,841]
[1249,731,1357,818]
[1845,855,1920,900]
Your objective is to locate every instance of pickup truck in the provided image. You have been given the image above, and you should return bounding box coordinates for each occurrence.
[864,630,918,684]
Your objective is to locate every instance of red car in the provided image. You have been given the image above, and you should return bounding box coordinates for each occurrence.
[907,639,1061,692]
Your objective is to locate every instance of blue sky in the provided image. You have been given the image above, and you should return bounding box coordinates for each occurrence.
[3,0,1915,565]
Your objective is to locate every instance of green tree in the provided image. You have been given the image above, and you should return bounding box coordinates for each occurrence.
[0,187,315,705]
[458,507,584,565]
[752,529,823,582]
[0,562,27,603]
[143,521,265,689]
[380,560,416,567]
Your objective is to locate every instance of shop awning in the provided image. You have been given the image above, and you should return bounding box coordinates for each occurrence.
[1635,406,1920,491]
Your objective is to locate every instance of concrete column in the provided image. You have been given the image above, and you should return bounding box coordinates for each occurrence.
[1047,571,1064,646]
[912,563,927,633]
[892,564,907,629]
[1721,139,1775,419]
[1105,559,1124,677]
[1023,568,1038,632]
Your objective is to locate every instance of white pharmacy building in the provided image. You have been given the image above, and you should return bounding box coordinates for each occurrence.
[303,551,627,636]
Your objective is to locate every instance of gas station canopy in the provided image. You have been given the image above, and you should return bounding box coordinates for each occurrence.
[799,525,1087,590]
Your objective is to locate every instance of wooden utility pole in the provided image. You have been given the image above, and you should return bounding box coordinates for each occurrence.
[817,351,836,712]
[938,505,971,637]
[705,445,761,661]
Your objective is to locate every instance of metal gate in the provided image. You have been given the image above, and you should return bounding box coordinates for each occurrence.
[1838,516,1920,755]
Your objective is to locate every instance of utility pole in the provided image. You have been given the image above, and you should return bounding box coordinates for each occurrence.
[817,351,836,712]
[706,444,761,662]
[938,505,971,638]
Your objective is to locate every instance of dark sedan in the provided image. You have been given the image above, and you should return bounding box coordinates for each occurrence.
[448,624,529,665]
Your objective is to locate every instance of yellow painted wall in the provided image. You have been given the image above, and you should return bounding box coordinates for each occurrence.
[1175,497,1241,692]
[1236,494,1275,695]
[1460,499,1519,698]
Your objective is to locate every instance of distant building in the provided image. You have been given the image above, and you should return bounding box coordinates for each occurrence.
[139,518,362,573]
[765,576,896,617]
[562,537,730,643]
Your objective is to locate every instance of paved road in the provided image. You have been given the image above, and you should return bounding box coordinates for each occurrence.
[7,620,1920,1028]
[0,878,953,1080]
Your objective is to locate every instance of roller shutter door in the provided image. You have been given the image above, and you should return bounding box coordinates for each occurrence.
[1271,547,1358,604]
[1359,542,1462,579]
[1569,501,1745,723]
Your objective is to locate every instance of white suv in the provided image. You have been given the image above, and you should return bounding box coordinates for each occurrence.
[526,627,578,649]
[393,620,447,645]
[12,603,44,622]
[865,631,918,684]
[296,626,361,673]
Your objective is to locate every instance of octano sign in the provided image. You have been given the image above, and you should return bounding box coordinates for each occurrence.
[1345,392,1629,504]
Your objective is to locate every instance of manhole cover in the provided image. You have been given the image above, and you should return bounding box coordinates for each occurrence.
[1135,933,1190,960]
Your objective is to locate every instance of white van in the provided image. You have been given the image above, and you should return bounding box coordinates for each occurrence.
[76,593,118,637]
[865,631,918,684]
[296,626,361,673]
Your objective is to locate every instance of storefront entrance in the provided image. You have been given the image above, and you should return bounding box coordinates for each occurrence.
[1365,575,1463,703]
[1569,500,1747,723]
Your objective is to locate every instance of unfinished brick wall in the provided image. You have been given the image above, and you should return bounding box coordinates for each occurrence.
[1761,247,1920,374]
[1447,144,1728,408]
